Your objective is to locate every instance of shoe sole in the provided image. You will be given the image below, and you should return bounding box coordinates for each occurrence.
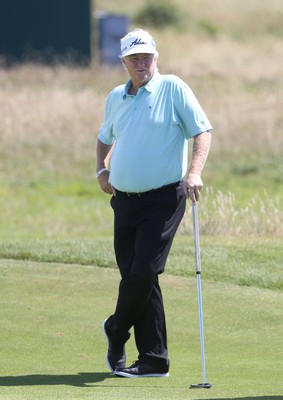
[102,319,115,373]
[114,370,169,378]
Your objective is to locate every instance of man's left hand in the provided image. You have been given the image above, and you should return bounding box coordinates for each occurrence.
[184,173,203,202]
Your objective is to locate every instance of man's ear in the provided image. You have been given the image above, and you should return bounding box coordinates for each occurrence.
[121,58,127,70]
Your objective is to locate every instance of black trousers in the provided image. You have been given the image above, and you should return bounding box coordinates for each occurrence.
[109,181,186,369]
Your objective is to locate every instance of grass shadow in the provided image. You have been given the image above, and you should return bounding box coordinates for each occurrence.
[200,398,283,400]
[0,372,112,387]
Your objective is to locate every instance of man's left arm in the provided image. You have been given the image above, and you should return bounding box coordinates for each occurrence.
[185,130,212,202]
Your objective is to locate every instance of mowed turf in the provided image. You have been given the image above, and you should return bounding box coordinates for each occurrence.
[0,260,282,400]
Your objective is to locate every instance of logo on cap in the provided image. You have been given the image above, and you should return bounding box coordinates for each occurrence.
[130,39,147,48]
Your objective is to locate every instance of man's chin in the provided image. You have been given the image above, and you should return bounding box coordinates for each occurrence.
[136,72,150,83]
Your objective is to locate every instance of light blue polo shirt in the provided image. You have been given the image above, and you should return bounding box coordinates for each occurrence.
[98,72,212,192]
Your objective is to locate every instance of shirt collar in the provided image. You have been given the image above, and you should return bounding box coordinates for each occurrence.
[145,71,161,93]
[123,72,161,99]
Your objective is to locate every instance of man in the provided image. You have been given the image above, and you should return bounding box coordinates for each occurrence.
[96,29,212,378]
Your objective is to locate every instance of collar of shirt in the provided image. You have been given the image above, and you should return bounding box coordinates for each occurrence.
[122,71,161,99]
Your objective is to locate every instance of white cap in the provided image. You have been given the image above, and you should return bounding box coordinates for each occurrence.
[120,29,157,58]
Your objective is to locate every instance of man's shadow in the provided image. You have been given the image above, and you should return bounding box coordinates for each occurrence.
[0,372,112,387]
[1,376,282,399]
[200,398,283,400]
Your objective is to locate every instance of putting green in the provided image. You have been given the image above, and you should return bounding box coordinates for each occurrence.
[0,260,282,399]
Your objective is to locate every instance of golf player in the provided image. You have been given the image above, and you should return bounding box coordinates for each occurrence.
[96,29,212,378]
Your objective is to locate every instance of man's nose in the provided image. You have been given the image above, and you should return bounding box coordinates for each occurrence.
[136,59,146,66]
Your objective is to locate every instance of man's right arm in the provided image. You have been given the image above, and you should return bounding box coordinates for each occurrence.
[96,139,115,195]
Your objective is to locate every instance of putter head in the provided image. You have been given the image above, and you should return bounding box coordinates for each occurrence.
[190,382,212,389]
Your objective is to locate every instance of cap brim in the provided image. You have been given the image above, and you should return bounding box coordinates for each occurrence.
[121,47,156,58]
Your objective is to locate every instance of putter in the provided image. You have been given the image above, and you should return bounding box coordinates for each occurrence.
[190,202,212,389]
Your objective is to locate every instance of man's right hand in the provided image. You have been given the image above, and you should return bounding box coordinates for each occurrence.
[97,171,116,195]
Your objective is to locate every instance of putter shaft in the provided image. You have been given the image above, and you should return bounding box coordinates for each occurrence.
[190,202,212,389]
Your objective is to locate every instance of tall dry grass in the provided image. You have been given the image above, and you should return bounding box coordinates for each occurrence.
[155,34,283,157]
[0,65,105,183]
[180,187,283,237]
[1,35,282,161]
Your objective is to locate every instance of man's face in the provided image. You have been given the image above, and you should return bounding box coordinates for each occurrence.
[123,53,157,87]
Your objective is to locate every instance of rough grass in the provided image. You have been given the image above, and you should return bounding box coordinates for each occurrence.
[0,236,282,291]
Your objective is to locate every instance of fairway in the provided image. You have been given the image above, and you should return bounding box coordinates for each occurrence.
[0,260,282,400]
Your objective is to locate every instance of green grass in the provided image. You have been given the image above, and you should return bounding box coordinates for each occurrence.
[0,172,282,241]
[0,260,282,400]
[0,236,282,291]
[204,156,283,208]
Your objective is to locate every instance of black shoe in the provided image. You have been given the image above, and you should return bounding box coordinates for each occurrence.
[103,317,128,373]
[114,360,169,378]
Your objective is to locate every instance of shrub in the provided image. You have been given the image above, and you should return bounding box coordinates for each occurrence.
[134,0,184,28]
[198,19,220,37]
